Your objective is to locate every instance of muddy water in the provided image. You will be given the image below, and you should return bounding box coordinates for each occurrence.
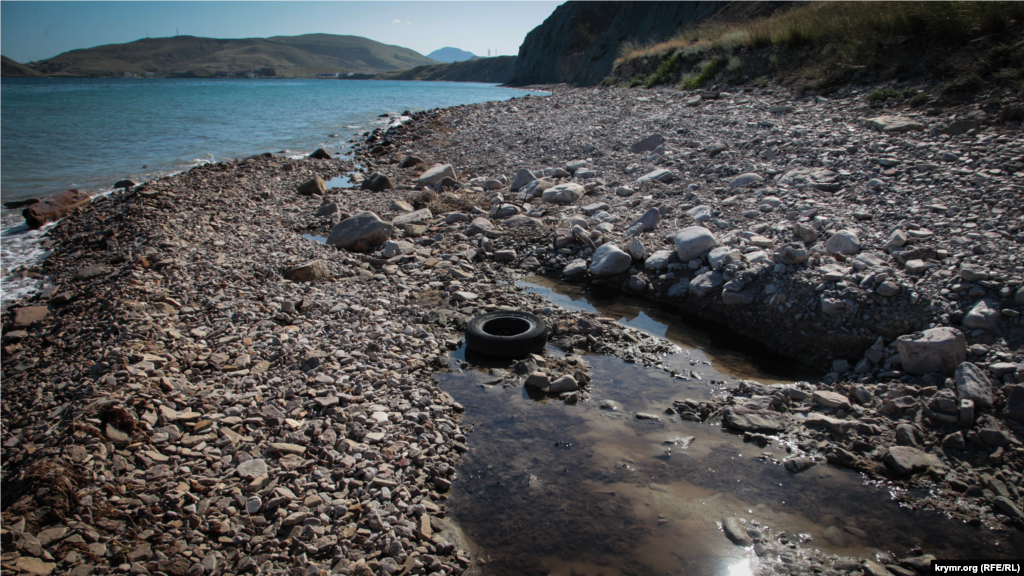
[436,278,1022,576]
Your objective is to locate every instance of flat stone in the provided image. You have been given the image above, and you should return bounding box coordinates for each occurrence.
[812,390,852,410]
[723,407,784,432]
[637,168,675,184]
[12,306,49,328]
[237,458,267,478]
[896,327,966,375]
[730,173,763,188]
[861,115,925,133]
[270,443,305,456]
[15,557,56,576]
[416,164,456,187]
[673,226,718,262]
[884,446,944,476]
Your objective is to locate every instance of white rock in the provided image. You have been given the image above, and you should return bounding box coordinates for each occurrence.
[645,250,674,271]
[416,164,456,187]
[896,327,966,375]
[627,237,645,260]
[730,173,763,188]
[825,230,861,255]
[673,226,718,262]
[541,183,585,205]
[590,244,632,276]
[637,169,675,184]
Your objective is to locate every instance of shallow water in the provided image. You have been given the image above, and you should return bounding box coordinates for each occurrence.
[438,278,1023,575]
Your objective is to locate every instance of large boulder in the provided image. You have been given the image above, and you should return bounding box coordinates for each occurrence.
[673,226,718,262]
[326,212,393,251]
[541,183,585,205]
[360,172,393,192]
[416,164,456,187]
[825,230,861,255]
[23,189,91,229]
[896,327,966,375]
[308,148,332,159]
[297,177,327,196]
[955,362,993,408]
[590,244,632,276]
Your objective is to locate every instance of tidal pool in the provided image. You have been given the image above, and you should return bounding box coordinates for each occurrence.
[436,277,1022,575]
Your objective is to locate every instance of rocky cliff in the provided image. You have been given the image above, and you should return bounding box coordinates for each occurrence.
[511,1,727,86]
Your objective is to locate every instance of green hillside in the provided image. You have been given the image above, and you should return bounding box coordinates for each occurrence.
[1,55,44,76]
[381,56,517,83]
[18,34,438,77]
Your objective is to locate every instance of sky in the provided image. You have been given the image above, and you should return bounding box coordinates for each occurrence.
[0,1,563,63]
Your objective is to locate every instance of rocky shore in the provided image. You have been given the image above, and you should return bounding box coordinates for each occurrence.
[3,82,1024,576]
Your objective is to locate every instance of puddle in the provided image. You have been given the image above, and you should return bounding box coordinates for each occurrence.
[437,279,1024,575]
[302,234,327,243]
[518,277,817,385]
[325,174,354,189]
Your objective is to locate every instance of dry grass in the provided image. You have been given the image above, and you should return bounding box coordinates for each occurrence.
[610,0,1024,79]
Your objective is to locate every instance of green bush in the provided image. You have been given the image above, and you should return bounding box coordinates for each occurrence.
[908,93,930,107]
[681,57,724,90]
[645,51,685,88]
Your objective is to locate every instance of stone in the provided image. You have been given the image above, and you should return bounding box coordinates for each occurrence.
[637,169,675,184]
[271,443,306,456]
[722,518,752,546]
[876,280,900,297]
[629,208,662,232]
[813,391,851,411]
[793,222,818,244]
[954,362,993,408]
[494,249,517,262]
[12,306,49,328]
[360,172,393,192]
[730,173,763,188]
[590,244,632,276]
[993,496,1024,522]
[465,217,493,236]
[23,189,92,229]
[778,167,840,191]
[297,177,327,196]
[722,407,784,432]
[884,446,944,476]
[687,205,713,223]
[1005,386,1024,421]
[524,372,550,389]
[541,183,585,205]
[308,148,332,159]
[722,290,754,306]
[959,264,989,282]
[326,212,393,251]
[284,260,327,282]
[630,134,665,153]
[962,299,1000,332]
[861,115,925,133]
[777,243,808,265]
[416,164,456,187]
[246,496,263,514]
[825,230,861,255]
[943,119,980,136]
[14,557,56,576]
[393,208,432,226]
[237,459,268,479]
[896,327,966,375]
[563,259,588,277]
[691,271,723,297]
[548,375,578,393]
[314,203,339,217]
[398,155,426,168]
[784,458,816,474]
[510,169,538,192]
[673,226,718,262]
[114,179,137,189]
[644,250,674,271]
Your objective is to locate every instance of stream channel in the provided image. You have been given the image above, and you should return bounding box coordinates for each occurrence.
[436,276,1022,576]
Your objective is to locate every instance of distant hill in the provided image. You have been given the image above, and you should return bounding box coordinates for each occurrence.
[1,55,43,77]
[381,56,516,84]
[9,34,436,77]
[426,47,478,63]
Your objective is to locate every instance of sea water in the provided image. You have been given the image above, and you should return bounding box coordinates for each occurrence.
[0,78,539,307]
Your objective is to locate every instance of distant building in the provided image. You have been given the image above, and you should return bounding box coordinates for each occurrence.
[123,71,132,77]
[143,72,155,78]
[316,72,341,79]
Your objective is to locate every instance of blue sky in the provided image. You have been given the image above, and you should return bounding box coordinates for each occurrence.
[1,1,563,63]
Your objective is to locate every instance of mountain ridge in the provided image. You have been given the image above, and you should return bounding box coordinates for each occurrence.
[4,34,437,77]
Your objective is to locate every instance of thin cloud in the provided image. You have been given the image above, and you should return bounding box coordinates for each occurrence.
[392,19,401,24]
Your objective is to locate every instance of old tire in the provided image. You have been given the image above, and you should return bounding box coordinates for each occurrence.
[465,311,547,358]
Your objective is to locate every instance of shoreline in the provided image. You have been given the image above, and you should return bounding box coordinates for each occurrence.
[2,82,1023,576]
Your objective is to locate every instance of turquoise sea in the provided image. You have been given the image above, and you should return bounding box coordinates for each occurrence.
[0,78,538,306]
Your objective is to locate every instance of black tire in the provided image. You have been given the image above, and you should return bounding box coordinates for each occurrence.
[465,311,548,358]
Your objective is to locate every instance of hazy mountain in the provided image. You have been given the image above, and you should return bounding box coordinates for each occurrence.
[1,55,44,77]
[15,34,436,77]
[426,47,479,63]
